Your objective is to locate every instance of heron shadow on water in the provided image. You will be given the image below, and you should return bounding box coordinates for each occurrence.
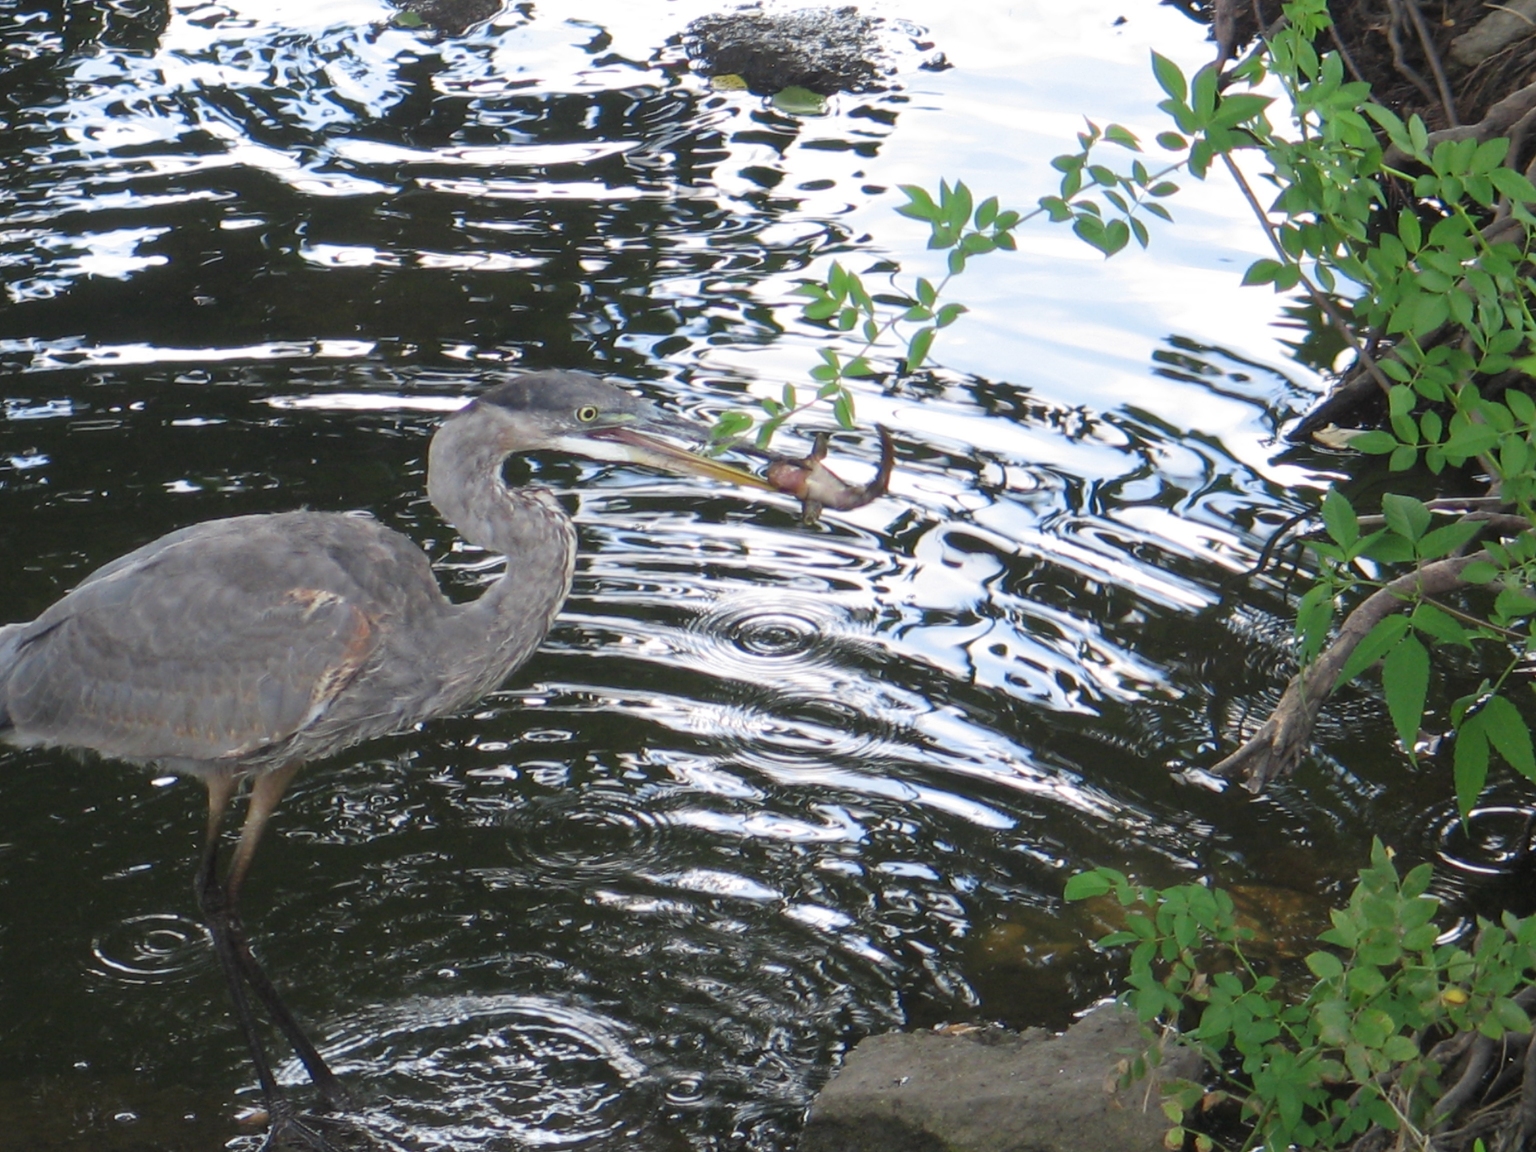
[0,371,780,1150]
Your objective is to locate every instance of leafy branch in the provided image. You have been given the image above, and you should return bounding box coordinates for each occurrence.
[714,117,1187,450]
[1067,843,1536,1152]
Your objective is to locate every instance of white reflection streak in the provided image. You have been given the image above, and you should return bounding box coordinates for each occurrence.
[263,392,468,413]
[332,139,633,168]
[0,338,374,371]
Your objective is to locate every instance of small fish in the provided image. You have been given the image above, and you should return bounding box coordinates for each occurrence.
[763,426,895,524]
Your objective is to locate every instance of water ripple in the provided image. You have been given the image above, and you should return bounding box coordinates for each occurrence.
[499,785,679,884]
[320,995,644,1150]
[87,913,209,986]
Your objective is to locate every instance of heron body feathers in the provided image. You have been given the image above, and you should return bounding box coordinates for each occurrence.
[0,510,557,775]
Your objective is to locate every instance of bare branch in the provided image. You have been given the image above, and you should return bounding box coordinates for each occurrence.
[1214,553,1489,790]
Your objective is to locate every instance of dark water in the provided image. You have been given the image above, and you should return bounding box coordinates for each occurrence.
[0,2,1527,1150]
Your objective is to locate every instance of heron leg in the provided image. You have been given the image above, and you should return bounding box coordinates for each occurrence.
[198,766,353,1115]
[224,764,353,1110]
[196,771,286,1109]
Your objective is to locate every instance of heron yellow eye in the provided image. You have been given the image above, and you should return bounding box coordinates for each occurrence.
[576,405,599,423]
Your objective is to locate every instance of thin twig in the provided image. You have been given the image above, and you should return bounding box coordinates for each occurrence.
[1402,0,1459,126]
[1385,79,1536,167]
[1385,0,1445,114]
[1213,0,1243,70]
[1219,153,1396,398]
[1240,507,1313,580]
[1431,1034,1495,1131]
[1214,552,1490,788]
[1520,1028,1536,1145]
[1328,21,1367,84]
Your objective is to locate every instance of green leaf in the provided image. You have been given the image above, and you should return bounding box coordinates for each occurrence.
[1363,102,1410,151]
[754,414,787,447]
[1155,131,1187,151]
[1295,582,1335,662]
[1417,519,1482,560]
[1382,493,1431,542]
[1242,258,1284,287]
[1321,489,1358,548]
[1212,92,1272,128]
[833,392,856,430]
[1191,65,1218,123]
[1383,633,1430,752]
[895,184,939,222]
[1064,871,1112,900]
[1306,951,1344,980]
[935,302,968,328]
[1151,51,1187,103]
[771,86,827,116]
[1410,601,1472,647]
[1461,559,1500,584]
[1351,430,1399,455]
[1362,533,1415,564]
[1347,965,1387,997]
[1482,694,1536,780]
[1506,388,1536,423]
[1491,166,1536,204]
[710,410,754,442]
[1456,711,1490,816]
[1497,997,1532,1032]
[906,326,935,370]
[1336,615,1411,686]
[1105,123,1141,151]
[393,8,426,26]
[1495,587,1536,620]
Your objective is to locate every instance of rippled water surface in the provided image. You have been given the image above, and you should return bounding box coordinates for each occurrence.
[2,1,1520,1149]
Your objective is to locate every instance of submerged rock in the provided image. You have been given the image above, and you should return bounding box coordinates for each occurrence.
[801,1004,1200,1152]
[392,0,500,36]
[683,6,885,95]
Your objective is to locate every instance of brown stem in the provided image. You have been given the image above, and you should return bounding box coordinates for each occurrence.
[1521,1028,1536,1145]
[1214,552,1489,790]
[1431,1033,1494,1131]
[1385,0,1445,115]
[1328,21,1367,84]
[1213,0,1243,69]
[1403,0,1459,127]
[1219,153,1395,399]
[1385,79,1536,168]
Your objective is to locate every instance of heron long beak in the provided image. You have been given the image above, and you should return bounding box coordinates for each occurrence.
[588,424,777,490]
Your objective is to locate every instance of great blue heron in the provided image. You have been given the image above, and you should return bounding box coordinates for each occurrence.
[0,371,775,1149]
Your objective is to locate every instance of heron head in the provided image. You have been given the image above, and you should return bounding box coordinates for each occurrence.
[466,371,774,489]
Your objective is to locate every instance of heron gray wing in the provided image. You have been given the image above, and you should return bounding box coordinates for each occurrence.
[0,513,416,764]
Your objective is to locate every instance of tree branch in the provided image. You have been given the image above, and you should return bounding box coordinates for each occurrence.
[1214,553,1489,790]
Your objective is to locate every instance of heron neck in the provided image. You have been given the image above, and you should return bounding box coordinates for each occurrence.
[426,414,577,655]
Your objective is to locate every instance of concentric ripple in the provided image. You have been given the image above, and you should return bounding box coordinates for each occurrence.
[499,785,681,885]
[1434,805,1536,876]
[87,914,209,986]
[717,692,896,771]
[318,995,645,1150]
[681,593,851,684]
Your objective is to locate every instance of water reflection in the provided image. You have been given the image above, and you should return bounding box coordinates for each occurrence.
[0,1,1435,1150]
